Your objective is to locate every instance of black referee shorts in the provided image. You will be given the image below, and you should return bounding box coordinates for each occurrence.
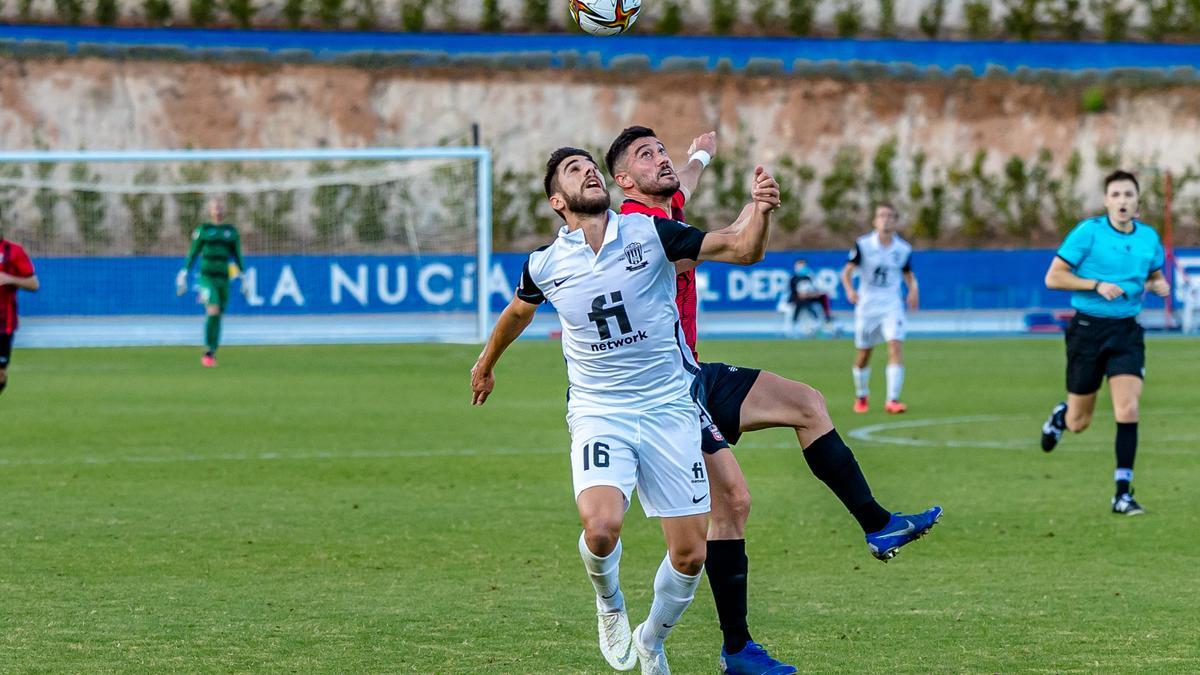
[0,332,12,369]
[1064,312,1145,395]
[694,361,762,453]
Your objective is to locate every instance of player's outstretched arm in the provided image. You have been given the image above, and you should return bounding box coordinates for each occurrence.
[676,131,716,202]
[697,166,780,266]
[840,262,858,305]
[471,294,539,406]
[1045,257,1123,300]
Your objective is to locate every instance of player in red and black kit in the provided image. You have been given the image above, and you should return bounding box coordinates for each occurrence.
[0,229,40,396]
[606,126,941,675]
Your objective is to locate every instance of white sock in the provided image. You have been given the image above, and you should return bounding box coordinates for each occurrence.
[638,554,701,652]
[852,366,871,398]
[886,364,905,402]
[579,532,624,612]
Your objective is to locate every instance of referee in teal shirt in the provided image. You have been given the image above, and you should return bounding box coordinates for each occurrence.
[1039,170,1170,516]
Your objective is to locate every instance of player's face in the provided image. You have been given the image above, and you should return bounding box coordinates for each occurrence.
[1104,180,1139,226]
[624,137,680,197]
[208,200,225,222]
[557,155,610,215]
[873,206,898,234]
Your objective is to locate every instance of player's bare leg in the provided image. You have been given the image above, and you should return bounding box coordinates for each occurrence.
[884,340,907,413]
[577,486,637,670]
[633,513,708,674]
[202,303,221,367]
[851,347,872,413]
[1108,375,1144,514]
[1041,390,1096,452]
[0,368,7,396]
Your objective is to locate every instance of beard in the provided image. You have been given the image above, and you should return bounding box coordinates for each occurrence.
[637,173,681,198]
[565,188,611,215]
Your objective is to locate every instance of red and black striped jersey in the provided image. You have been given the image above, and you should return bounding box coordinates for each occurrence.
[0,238,35,334]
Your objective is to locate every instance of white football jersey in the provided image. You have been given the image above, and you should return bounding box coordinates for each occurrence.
[848,231,913,312]
[518,210,705,414]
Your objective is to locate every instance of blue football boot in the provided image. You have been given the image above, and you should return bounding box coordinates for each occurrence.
[719,641,797,675]
[866,506,943,561]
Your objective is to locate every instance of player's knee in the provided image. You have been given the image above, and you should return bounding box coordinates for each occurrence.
[1113,401,1139,423]
[668,545,706,576]
[791,383,831,429]
[1066,413,1091,433]
[581,520,622,556]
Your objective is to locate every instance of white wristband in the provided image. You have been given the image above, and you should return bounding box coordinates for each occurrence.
[689,150,712,168]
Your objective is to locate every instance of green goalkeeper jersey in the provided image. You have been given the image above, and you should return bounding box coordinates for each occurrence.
[183,223,244,278]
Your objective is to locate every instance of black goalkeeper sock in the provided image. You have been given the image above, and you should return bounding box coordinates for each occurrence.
[0,379,6,395]
[705,539,752,655]
[1116,422,1138,495]
[804,429,892,533]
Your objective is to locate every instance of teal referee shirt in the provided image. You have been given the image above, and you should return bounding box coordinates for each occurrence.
[1056,216,1165,319]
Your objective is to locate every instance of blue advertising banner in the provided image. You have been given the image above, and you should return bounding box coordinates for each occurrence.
[3,25,1200,75]
[21,248,1191,317]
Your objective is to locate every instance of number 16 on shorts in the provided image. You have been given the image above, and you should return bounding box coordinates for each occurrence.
[569,431,639,505]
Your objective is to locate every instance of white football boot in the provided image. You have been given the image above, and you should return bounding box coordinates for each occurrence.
[597,601,637,671]
[632,623,671,675]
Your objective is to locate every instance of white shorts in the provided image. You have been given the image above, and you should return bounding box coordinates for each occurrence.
[567,397,710,518]
[854,305,906,349]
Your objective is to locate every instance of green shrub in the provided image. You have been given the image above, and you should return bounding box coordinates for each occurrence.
[125,168,166,254]
[402,0,428,31]
[918,0,945,39]
[963,1,991,38]
[55,0,85,24]
[877,0,896,36]
[787,0,817,35]
[143,0,173,24]
[710,0,738,34]
[523,0,549,31]
[69,162,108,247]
[818,147,863,232]
[224,0,256,28]
[833,0,862,38]
[867,137,899,207]
[1080,85,1106,112]
[1047,0,1085,40]
[355,0,377,29]
[1002,0,1041,40]
[95,0,119,25]
[282,0,305,28]
[481,0,503,32]
[189,0,217,25]
[656,1,684,33]
[1145,0,1178,41]
[751,0,776,33]
[316,0,343,27]
[1091,0,1134,42]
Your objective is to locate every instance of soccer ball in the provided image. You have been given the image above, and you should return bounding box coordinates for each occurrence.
[570,0,642,36]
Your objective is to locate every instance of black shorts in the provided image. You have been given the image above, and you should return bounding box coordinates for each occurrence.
[695,361,762,454]
[0,332,12,368]
[1065,312,1144,395]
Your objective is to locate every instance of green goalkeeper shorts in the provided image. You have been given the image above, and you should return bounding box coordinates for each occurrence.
[197,275,231,310]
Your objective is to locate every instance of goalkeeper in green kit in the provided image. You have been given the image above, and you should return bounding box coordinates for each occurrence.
[177,198,247,367]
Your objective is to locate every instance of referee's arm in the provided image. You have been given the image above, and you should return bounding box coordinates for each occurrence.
[1045,257,1124,300]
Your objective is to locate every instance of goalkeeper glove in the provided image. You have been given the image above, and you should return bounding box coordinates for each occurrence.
[175,269,188,296]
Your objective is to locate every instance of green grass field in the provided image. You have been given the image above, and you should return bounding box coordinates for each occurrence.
[2,338,1198,673]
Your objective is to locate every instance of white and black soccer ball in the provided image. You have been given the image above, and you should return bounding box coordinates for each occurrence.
[569,0,642,37]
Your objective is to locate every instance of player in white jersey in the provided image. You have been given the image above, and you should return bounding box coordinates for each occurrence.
[840,203,919,414]
[471,147,780,674]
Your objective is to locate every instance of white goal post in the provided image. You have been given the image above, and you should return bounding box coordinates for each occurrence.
[0,147,494,346]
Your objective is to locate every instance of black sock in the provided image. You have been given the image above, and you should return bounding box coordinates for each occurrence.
[0,380,6,395]
[803,429,892,533]
[705,539,751,655]
[1116,422,1137,495]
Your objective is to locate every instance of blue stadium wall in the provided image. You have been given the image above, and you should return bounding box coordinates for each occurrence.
[22,249,1191,317]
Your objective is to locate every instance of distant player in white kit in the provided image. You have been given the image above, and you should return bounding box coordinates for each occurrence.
[840,203,919,414]
[471,147,780,674]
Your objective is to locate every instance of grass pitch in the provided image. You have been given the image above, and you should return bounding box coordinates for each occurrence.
[2,337,1198,673]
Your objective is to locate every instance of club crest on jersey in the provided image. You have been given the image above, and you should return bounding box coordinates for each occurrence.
[624,242,648,271]
[707,424,724,442]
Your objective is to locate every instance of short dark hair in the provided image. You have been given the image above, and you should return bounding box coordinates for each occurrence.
[544,147,597,199]
[1104,170,1139,193]
[874,201,897,214]
[604,125,657,178]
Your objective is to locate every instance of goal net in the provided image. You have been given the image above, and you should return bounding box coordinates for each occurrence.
[0,148,493,346]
